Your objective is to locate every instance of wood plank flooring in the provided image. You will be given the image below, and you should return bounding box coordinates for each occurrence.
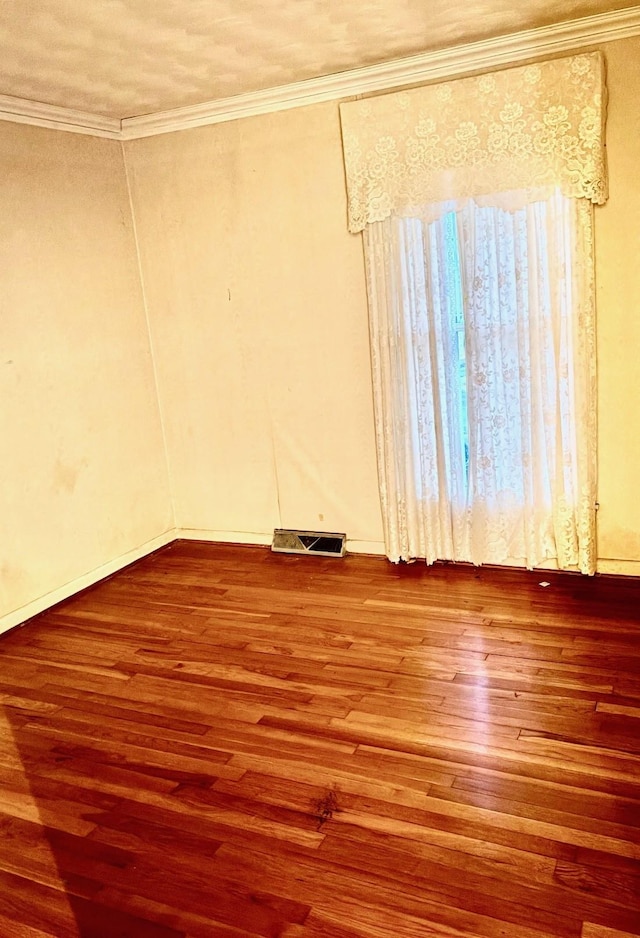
[1,540,639,937]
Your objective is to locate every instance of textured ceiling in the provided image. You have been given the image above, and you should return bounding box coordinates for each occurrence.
[0,0,635,119]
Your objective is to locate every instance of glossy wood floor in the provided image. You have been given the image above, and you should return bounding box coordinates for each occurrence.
[1,541,639,938]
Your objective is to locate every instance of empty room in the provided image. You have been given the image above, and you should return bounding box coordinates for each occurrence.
[1,2,640,936]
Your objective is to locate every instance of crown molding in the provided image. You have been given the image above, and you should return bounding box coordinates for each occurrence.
[0,93,121,138]
[122,5,640,139]
[2,5,640,141]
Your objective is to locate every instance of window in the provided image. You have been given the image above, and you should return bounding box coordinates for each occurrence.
[341,52,604,573]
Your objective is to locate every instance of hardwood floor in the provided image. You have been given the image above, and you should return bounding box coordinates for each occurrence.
[1,540,639,938]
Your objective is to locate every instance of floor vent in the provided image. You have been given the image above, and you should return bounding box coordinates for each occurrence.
[272,529,346,558]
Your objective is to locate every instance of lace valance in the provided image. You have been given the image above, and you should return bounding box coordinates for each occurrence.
[340,53,607,233]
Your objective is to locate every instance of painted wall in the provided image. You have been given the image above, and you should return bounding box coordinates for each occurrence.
[593,38,640,572]
[0,124,173,627]
[124,104,383,548]
[2,34,637,623]
[125,36,640,572]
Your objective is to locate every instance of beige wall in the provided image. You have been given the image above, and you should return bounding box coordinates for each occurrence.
[2,36,638,625]
[593,38,640,571]
[0,124,173,626]
[124,104,383,547]
[125,36,640,571]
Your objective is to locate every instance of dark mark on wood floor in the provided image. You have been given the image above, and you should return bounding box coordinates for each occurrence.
[313,788,340,830]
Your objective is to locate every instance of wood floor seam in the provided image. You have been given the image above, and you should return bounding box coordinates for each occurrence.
[0,542,638,937]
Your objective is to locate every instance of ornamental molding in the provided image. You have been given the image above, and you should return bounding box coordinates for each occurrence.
[0,93,121,138]
[1,6,639,141]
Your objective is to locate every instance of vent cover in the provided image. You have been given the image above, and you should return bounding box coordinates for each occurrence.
[272,529,346,558]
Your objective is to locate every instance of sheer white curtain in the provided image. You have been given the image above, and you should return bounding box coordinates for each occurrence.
[364,190,597,572]
[340,53,606,573]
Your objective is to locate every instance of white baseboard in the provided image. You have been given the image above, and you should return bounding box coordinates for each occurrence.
[2,528,637,635]
[176,528,386,556]
[0,530,176,636]
[177,528,272,546]
[346,539,386,555]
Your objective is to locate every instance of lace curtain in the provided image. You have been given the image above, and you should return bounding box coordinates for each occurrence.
[340,53,607,232]
[365,191,597,572]
[340,53,606,573]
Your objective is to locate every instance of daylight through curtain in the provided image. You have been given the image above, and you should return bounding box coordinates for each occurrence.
[341,52,606,573]
[364,191,597,572]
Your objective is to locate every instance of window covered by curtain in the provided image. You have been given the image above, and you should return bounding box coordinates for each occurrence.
[340,54,607,573]
[364,191,596,571]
